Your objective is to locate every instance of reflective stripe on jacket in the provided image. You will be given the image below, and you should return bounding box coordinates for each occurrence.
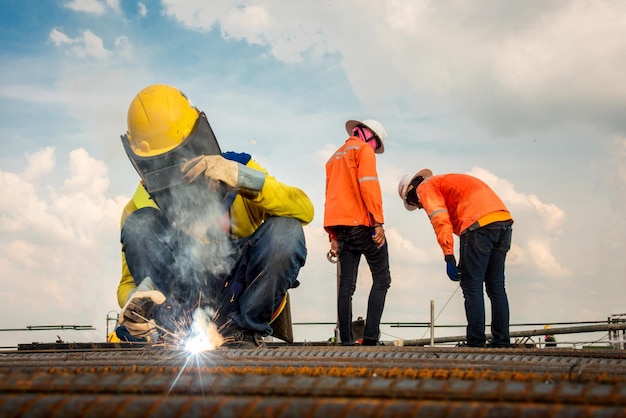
[116,154,314,307]
[323,136,384,238]
[417,173,513,256]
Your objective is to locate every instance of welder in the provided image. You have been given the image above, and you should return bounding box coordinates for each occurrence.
[116,84,314,348]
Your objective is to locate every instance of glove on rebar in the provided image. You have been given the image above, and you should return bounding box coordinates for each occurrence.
[121,318,158,339]
[119,277,166,338]
[445,255,462,282]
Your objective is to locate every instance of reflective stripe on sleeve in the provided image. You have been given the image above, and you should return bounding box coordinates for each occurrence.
[358,176,378,183]
[428,209,447,219]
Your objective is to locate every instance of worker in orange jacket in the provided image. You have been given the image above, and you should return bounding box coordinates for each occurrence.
[324,119,391,346]
[399,169,513,348]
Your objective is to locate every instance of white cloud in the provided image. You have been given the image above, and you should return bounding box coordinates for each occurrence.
[505,243,525,267]
[601,136,626,213]
[315,143,338,165]
[495,2,626,101]
[63,0,106,14]
[0,170,68,239]
[222,4,271,45]
[105,0,120,13]
[63,0,120,14]
[21,148,55,182]
[386,227,430,265]
[160,0,222,32]
[527,240,571,278]
[161,1,333,63]
[0,148,128,334]
[163,1,626,132]
[76,30,111,59]
[384,0,424,35]
[49,29,111,59]
[49,29,133,60]
[2,240,39,270]
[138,3,147,17]
[113,36,133,59]
[0,84,62,104]
[467,166,569,278]
[469,166,565,233]
[49,28,75,46]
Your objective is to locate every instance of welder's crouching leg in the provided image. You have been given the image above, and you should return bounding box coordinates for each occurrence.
[121,207,201,337]
[270,292,294,343]
[121,208,178,293]
[230,217,307,340]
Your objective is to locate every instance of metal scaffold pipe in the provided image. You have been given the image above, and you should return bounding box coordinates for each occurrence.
[430,300,434,346]
[401,322,626,346]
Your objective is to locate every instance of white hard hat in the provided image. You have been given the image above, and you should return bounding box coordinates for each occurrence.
[398,174,418,211]
[345,119,387,154]
[398,169,433,211]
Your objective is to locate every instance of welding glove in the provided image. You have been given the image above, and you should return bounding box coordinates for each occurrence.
[121,318,157,339]
[181,155,266,194]
[119,277,166,338]
[445,255,462,282]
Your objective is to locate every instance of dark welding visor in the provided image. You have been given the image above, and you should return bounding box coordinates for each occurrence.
[121,112,221,194]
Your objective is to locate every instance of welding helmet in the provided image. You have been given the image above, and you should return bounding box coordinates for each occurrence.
[345,119,387,154]
[121,84,222,195]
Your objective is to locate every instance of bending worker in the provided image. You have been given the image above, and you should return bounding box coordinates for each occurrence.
[398,169,513,348]
[324,119,391,346]
[116,84,314,348]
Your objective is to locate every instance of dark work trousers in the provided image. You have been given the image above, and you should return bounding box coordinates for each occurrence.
[121,207,307,337]
[333,226,391,344]
[459,220,513,347]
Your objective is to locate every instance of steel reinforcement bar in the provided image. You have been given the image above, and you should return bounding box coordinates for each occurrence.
[0,346,625,417]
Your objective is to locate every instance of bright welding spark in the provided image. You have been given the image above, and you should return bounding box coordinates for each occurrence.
[158,307,223,418]
[185,334,212,354]
[184,307,224,354]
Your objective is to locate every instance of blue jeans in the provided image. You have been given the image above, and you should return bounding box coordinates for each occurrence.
[459,221,512,347]
[333,226,391,344]
[121,208,307,336]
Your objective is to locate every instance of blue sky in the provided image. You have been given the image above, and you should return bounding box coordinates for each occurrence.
[0,0,624,348]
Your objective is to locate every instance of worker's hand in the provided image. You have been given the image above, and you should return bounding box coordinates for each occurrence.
[330,239,339,256]
[445,255,462,281]
[327,239,339,263]
[182,155,239,189]
[372,225,386,249]
[119,289,166,338]
[181,155,266,193]
[122,319,158,339]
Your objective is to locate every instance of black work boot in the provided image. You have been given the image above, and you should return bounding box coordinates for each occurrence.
[220,324,265,349]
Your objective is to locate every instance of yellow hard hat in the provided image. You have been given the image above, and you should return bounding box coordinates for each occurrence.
[126,84,199,157]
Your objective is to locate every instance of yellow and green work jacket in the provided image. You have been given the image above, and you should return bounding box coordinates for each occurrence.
[117,156,314,307]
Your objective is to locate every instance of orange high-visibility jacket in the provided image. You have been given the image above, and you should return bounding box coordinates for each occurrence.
[417,173,513,257]
[324,136,384,239]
